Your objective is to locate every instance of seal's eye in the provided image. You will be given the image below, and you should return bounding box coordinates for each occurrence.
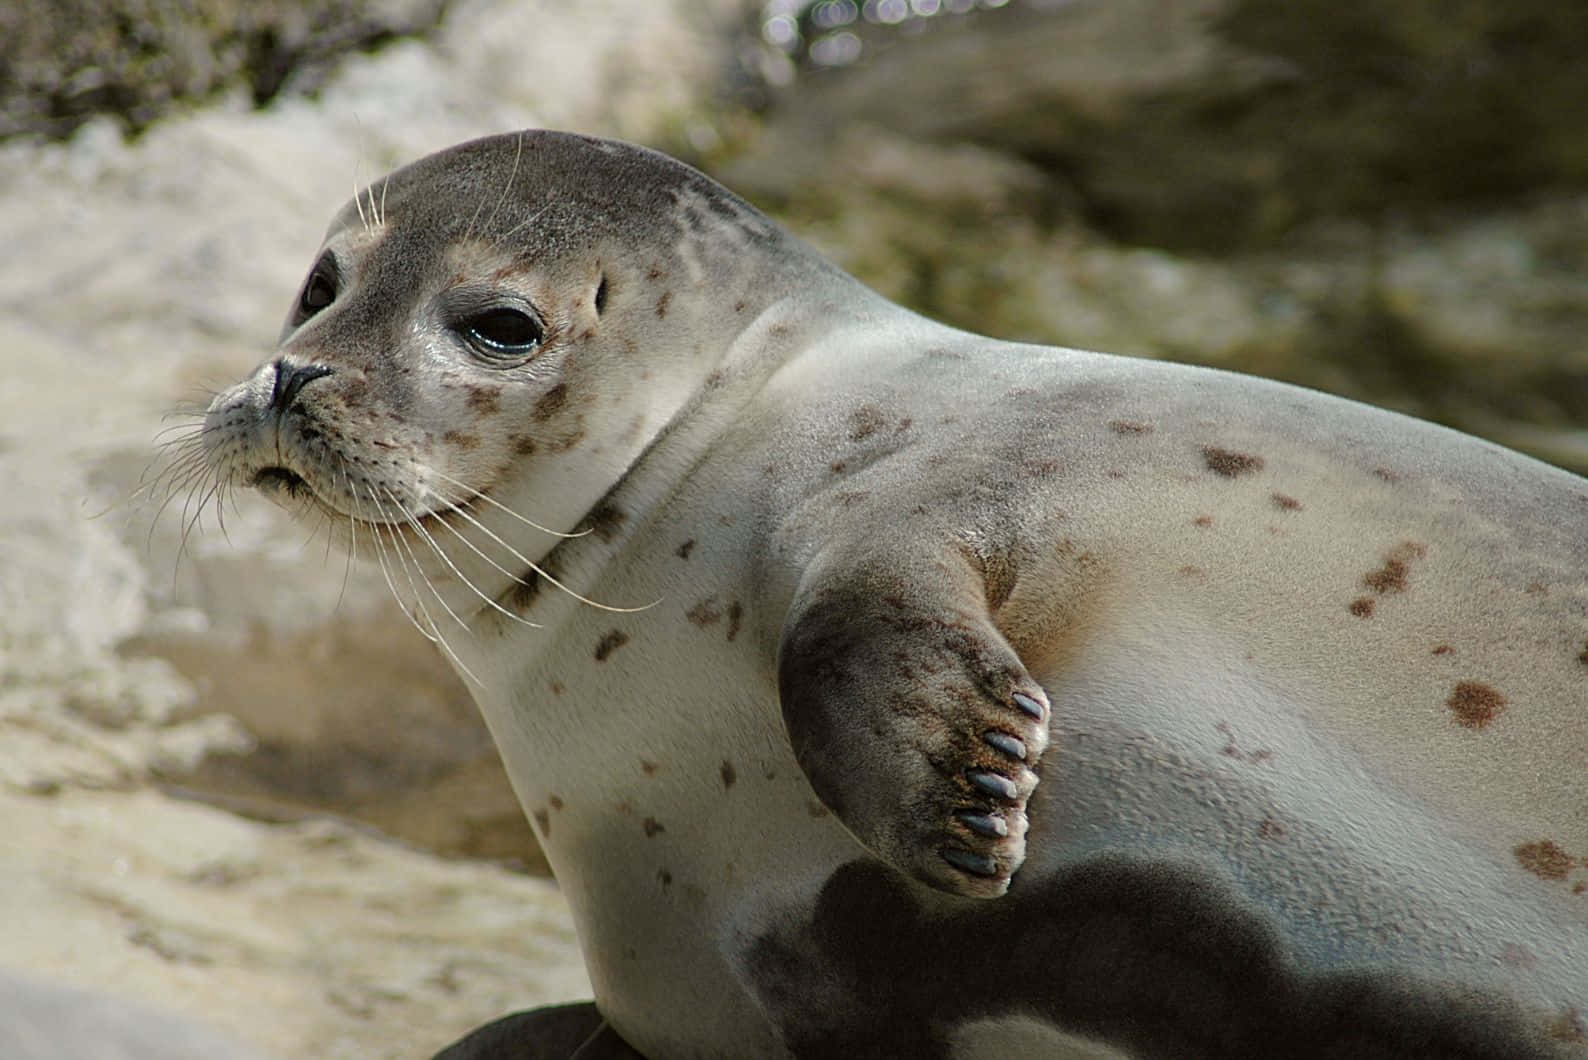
[296,257,338,321]
[463,308,543,359]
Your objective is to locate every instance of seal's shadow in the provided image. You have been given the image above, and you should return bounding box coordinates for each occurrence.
[746,856,1558,1059]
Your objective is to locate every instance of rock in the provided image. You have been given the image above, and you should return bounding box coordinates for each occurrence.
[0,0,449,141]
[742,0,1588,251]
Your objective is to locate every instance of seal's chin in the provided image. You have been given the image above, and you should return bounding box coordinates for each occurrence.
[252,465,312,500]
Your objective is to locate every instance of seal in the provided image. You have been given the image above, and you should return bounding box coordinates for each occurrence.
[194,130,1588,1058]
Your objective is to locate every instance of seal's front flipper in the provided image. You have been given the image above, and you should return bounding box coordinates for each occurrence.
[778,546,1051,898]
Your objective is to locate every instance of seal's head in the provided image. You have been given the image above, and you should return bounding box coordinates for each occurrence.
[201,130,804,623]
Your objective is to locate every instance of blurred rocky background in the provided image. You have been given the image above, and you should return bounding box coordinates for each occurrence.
[1,0,1584,1056]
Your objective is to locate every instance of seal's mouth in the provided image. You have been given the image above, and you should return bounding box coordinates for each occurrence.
[253,465,312,499]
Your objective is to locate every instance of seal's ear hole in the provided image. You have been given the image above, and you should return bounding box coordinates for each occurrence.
[595,273,609,316]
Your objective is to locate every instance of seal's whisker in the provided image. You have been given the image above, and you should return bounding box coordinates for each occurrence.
[408,500,545,629]
[170,469,226,583]
[445,501,660,614]
[353,166,370,234]
[490,203,552,252]
[424,466,591,539]
[465,130,524,246]
[370,488,483,685]
[332,465,358,613]
[352,480,441,646]
[152,419,210,442]
[145,455,210,554]
[377,487,473,634]
[377,173,390,228]
[366,487,434,624]
[480,132,524,244]
[105,425,212,521]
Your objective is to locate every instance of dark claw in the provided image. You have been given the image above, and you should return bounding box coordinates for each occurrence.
[941,847,999,877]
[1012,691,1047,720]
[982,730,1026,760]
[967,769,1018,801]
[956,810,1008,838]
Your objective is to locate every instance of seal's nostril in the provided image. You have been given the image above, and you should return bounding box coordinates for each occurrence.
[270,359,334,414]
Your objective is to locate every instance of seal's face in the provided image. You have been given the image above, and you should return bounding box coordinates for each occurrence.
[205,207,606,535]
[201,132,768,624]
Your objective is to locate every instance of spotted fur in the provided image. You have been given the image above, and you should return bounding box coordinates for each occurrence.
[199,132,1588,1059]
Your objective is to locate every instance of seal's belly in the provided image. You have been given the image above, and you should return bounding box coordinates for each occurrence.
[468,348,1587,1056]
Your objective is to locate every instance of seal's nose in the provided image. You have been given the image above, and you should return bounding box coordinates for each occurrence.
[269,359,334,414]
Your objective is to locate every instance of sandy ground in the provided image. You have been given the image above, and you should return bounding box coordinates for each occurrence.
[0,1,736,1055]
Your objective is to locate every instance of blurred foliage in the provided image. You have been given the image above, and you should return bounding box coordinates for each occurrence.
[1068,0,1588,250]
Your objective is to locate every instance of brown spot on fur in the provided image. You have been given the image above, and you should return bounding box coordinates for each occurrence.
[510,434,538,455]
[1192,515,1213,529]
[1432,644,1453,656]
[831,461,847,474]
[489,261,533,282]
[548,794,564,810]
[726,602,743,642]
[1579,641,1588,666]
[511,573,540,611]
[466,385,501,414]
[657,868,673,887]
[549,681,564,696]
[1552,1008,1587,1042]
[1201,446,1264,478]
[1177,565,1206,581]
[594,630,629,661]
[1271,493,1302,511]
[643,816,665,837]
[734,300,746,312]
[1448,681,1505,728]
[640,760,658,776]
[1373,467,1399,483]
[1216,721,1274,765]
[1109,420,1153,435]
[720,761,737,789]
[1025,459,1061,478]
[1257,819,1285,841]
[534,384,568,421]
[1514,840,1573,881]
[1363,541,1426,595]
[1349,597,1376,618]
[587,502,626,542]
[849,405,886,442]
[1500,944,1538,970]
[532,808,550,835]
[646,265,663,281]
[548,424,587,453]
[807,801,830,819]
[1526,580,1548,596]
[443,430,480,450]
[687,598,722,627]
[1576,882,1587,895]
[656,290,671,318]
[676,539,696,560]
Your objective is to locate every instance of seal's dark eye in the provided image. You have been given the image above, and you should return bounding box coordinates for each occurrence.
[463,308,543,358]
[297,261,337,319]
